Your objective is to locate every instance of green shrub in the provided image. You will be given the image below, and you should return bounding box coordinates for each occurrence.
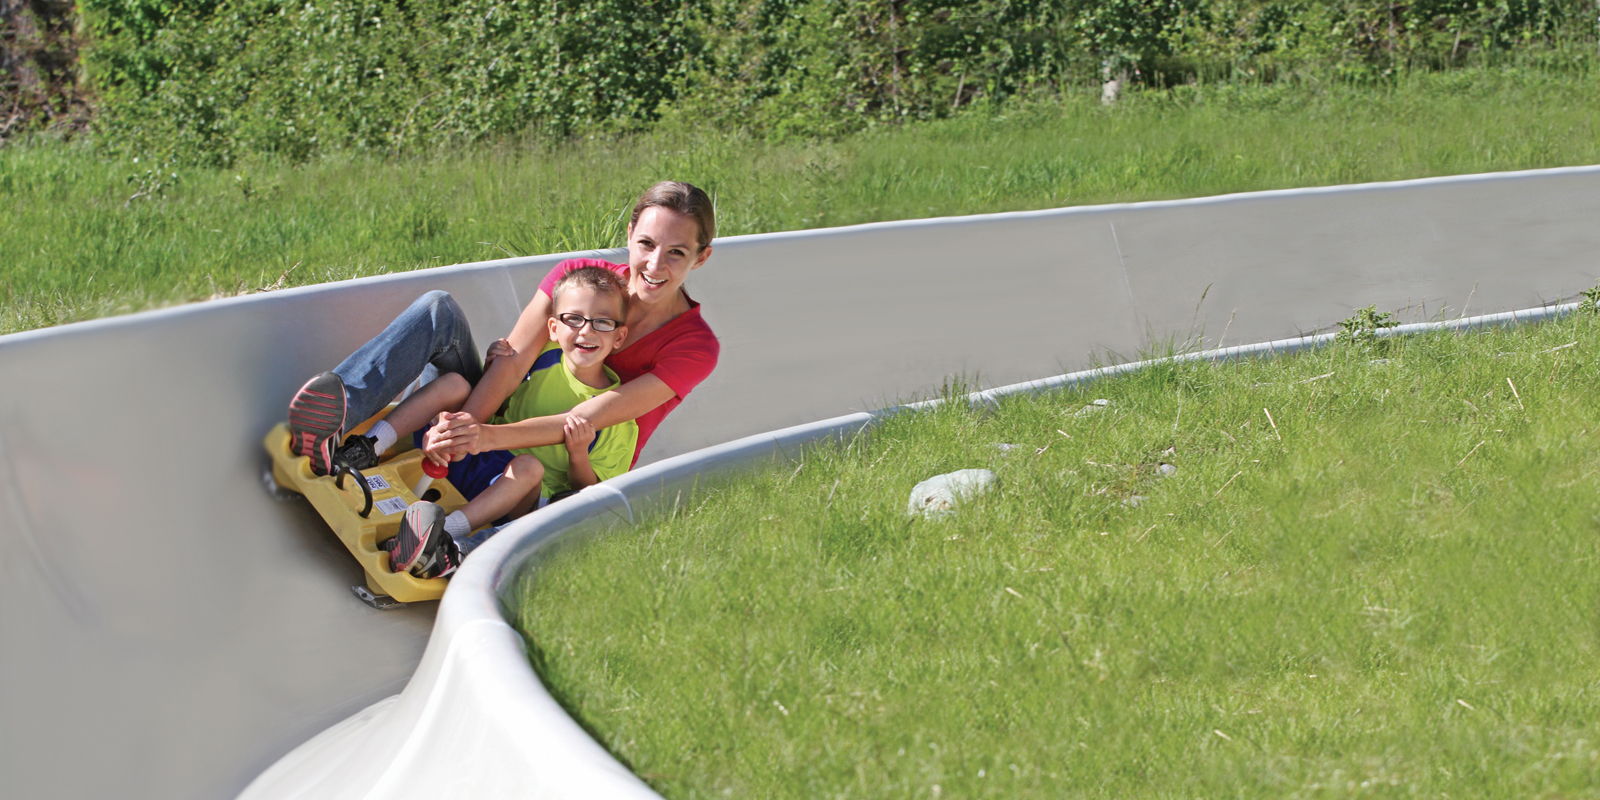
[666,0,1075,139]
[82,0,701,165]
[1336,304,1400,352]
[72,0,1599,165]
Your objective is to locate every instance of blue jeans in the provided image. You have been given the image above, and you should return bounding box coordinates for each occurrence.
[332,290,482,425]
[452,524,502,557]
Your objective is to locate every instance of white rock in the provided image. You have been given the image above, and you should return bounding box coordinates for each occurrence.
[1157,463,1177,477]
[908,469,998,518]
[1123,495,1147,508]
[1073,399,1112,417]
[993,442,1021,453]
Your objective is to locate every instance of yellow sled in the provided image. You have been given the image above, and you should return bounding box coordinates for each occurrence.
[263,411,467,607]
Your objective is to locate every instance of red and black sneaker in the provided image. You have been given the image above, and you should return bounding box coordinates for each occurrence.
[389,501,445,575]
[413,534,461,580]
[288,371,347,476]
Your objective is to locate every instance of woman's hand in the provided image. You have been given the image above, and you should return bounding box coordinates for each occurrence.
[563,415,596,456]
[484,338,517,366]
[424,410,484,461]
[564,415,601,488]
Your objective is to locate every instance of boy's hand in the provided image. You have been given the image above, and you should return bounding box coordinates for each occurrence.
[484,338,517,366]
[563,415,596,456]
[424,411,482,461]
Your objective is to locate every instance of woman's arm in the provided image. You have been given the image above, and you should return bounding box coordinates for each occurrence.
[422,288,553,459]
[430,373,676,457]
[459,289,555,422]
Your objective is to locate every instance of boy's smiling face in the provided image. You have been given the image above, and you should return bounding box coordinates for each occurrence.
[547,285,628,373]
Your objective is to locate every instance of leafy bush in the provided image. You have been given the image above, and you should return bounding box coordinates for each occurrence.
[81,0,701,165]
[73,0,1597,165]
[1336,304,1400,352]
[668,0,1075,138]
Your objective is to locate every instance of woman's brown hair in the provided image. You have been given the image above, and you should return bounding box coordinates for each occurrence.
[630,181,715,250]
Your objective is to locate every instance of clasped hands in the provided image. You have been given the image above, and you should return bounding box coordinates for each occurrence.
[418,336,511,465]
[421,411,598,464]
[421,411,482,465]
[420,337,598,465]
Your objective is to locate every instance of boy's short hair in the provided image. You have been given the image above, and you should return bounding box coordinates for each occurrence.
[551,266,629,319]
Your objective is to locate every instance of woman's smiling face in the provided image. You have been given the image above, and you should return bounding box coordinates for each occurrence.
[627,206,710,309]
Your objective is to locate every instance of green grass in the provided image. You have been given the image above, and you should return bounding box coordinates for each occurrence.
[5,66,1599,335]
[515,313,1600,798]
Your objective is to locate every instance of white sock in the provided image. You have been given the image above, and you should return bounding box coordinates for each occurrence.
[444,510,471,538]
[368,420,398,455]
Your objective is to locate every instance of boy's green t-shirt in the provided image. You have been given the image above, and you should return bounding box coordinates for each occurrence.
[492,342,639,497]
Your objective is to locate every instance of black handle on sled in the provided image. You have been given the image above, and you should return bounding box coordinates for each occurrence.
[333,462,375,519]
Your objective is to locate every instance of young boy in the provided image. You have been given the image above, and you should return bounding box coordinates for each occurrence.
[336,267,638,579]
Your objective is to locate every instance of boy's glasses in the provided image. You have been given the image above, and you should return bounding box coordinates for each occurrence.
[556,312,620,333]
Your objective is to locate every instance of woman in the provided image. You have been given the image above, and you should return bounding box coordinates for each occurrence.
[288,180,718,475]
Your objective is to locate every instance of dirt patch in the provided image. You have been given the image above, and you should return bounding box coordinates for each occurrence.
[2,0,91,142]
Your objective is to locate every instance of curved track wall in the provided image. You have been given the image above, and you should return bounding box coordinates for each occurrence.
[1,166,1597,798]
[243,301,1576,799]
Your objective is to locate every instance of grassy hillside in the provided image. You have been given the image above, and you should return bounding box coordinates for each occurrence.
[4,67,1598,336]
[517,311,1600,798]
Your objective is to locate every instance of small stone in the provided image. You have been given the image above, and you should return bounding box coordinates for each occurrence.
[1157,463,1177,477]
[908,469,998,518]
[1073,399,1112,417]
[993,442,1021,453]
[1123,495,1147,508]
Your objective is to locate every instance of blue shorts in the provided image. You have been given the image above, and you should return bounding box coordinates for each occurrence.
[412,430,516,501]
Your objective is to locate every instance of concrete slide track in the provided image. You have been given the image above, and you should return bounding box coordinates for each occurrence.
[2,166,1597,798]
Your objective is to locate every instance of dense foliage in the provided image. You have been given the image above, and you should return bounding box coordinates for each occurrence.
[60,1,1600,164]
